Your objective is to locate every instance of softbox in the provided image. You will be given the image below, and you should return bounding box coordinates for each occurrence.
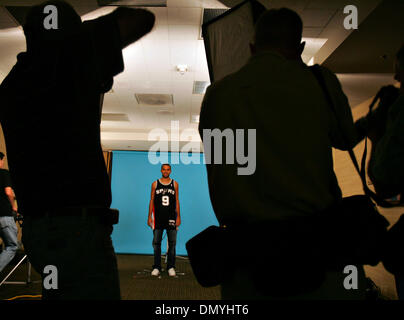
[202,0,266,83]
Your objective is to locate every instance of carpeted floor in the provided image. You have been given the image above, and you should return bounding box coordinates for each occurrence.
[0,253,221,300]
[118,254,221,300]
[0,252,396,301]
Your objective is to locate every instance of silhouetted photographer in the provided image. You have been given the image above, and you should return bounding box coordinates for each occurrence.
[197,8,377,300]
[0,1,155,299]
[369,44,404,300]
[354,84,402,202]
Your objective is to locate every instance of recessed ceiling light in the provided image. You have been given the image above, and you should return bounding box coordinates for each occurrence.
[176,64,188,75]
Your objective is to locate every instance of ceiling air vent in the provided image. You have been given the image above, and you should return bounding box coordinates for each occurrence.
[190,114,200,123]
[101,113,130,121]
[193,81,210,95]
[135,94,174,106]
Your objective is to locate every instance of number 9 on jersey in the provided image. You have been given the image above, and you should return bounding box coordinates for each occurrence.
[162,195,169,206]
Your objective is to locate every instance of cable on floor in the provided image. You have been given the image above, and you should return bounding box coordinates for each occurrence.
[3,294,42,301]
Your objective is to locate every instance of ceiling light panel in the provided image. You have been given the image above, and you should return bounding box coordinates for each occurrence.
[101,113,130,121]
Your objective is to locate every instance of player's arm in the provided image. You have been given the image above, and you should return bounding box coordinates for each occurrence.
[148,181,156,229]
[5,187,17,212]
[175,181,181,228]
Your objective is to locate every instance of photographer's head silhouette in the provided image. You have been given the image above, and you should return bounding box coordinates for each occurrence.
[251,8,305,61]
[23,0,82,53]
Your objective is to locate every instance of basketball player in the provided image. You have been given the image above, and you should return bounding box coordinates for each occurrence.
[147,164,180,277]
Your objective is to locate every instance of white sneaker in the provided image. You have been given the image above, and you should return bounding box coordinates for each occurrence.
[168,268,176,277]
[151,268,160,276]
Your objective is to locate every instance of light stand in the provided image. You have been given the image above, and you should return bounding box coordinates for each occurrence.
[0,254,36,286]
[0,217,41,287]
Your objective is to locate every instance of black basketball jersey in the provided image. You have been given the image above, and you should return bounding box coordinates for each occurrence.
[153,179,177,229]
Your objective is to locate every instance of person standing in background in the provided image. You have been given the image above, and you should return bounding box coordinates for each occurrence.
[148,164,181,277]
[0,152,18,274]
[370,44,404,299]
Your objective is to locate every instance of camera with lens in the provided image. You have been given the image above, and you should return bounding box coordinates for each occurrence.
[13,210,23,223]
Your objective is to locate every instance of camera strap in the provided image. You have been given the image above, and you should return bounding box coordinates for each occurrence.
[309,64,393,208]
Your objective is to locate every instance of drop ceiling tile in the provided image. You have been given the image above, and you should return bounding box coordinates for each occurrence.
[300,9,336,28]
[306,0,345,9]
[203,0,229,9]
[142,39,171,69]
[147,70,174,82]
[168,25,200,40]
[167,7,202,25]
[268,0,310,11]
[169,40,197,68]
[171,70,196,82]
[135,81,173,93]
[302,27,323,37]
[194,70,210,82]
[122,42,147,72]
[113,75,137,89]
[167,0,205,8]
[142,24,169,41]
[81,6,115,20]
[195,40,209,73]
[146,7,168,25]
[191,94,204,113]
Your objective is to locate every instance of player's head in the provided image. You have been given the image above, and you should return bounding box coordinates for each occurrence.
[23,0,82,53]
[0,152,5,168]
[394,43,404,88]
[251,8,304,60]
[161,163,171,178]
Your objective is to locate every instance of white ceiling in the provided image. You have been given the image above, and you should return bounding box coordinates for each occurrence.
[0,0,396,152]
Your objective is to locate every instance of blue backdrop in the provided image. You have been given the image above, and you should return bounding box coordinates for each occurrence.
[110,151,218,255]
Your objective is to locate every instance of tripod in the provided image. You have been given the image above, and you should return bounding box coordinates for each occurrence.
[0,218,40,287]
[0,254,39,287]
